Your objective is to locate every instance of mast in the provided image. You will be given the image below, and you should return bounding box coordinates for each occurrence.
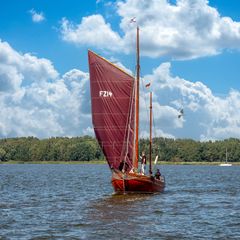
[134,26,140,170]
[225,148,228,163]
[149,92,152,175]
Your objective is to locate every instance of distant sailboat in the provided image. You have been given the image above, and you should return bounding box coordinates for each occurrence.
[219,148,232,166]
[88,27,165,194]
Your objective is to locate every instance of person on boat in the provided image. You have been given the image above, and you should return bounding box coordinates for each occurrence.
[118,160,124,172]
[140,152,147,175]
[155,168,161,180]
[118,159,129,173]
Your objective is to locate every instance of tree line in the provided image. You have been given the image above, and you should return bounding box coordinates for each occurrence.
[0,136,240,162]
[0,136,103,162]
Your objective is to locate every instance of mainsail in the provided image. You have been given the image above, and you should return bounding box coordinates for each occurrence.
[88,51,135,171]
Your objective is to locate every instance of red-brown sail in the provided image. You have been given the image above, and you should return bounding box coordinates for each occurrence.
[88,50,135,171]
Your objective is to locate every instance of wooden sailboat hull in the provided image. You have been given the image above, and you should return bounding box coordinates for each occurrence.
[111,171,165,194]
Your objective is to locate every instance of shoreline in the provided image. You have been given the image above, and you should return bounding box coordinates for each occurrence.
[1,160,240,165]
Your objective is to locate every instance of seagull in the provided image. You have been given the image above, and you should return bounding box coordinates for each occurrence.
[178,108,184,118]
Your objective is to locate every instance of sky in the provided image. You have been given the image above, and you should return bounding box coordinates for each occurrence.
[0,0,240,140]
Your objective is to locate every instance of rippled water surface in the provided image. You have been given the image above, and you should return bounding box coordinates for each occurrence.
[0,164,240,239]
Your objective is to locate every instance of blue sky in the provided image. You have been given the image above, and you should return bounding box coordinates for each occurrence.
[0,0,240,140]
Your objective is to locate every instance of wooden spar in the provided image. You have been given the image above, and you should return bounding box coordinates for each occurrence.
[134,26,140,170]
[149,92,152,175]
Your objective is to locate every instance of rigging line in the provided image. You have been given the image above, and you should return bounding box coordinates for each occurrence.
[132,64,137,166]
[153,123,158,144]
[152,104,158,139]
[117,50,136,164]
[149,95,159,158]
[122,71,136,169]
[152,110,159,155]
[140,77,150,139]
[121,54,137,169]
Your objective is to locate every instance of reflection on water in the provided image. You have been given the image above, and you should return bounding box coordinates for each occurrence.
[0,164,240,239]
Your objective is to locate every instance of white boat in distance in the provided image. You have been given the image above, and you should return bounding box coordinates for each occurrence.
[219,148,232,166]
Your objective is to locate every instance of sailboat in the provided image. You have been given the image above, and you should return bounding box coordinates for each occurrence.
[88,27,165,194]
[219,148,232,166]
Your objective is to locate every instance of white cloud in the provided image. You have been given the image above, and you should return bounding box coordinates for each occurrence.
[1,39,240,140]
[142,62,240,140]
[202,90,240,140]
[140,129,176,139]
[29,9,45,23]
[0,40,91,138]
[119,0,240,59]
[83,127,94,136]
[61,15,123,51]
[108,57,133,75]
[0,64,23,92]
[61,0,240,59]
[0,40,58,92]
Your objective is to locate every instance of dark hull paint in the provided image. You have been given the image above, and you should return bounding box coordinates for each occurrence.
[111,171,165,194]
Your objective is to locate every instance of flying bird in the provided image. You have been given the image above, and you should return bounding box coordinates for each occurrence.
[178,108,184,118]
[145,82,151,88]
[130,17,136,23]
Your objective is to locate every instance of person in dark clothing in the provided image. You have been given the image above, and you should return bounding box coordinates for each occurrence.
[118,159,129,173]
[155,168,161,180]
[118,160,124,171]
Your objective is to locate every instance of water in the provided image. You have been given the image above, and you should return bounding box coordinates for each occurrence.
[0,164,240,240]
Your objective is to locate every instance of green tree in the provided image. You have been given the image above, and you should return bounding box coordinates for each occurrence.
[68,141,97,161]
[0,148,6,161]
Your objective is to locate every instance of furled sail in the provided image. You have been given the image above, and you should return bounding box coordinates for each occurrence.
[88,50,135,171]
